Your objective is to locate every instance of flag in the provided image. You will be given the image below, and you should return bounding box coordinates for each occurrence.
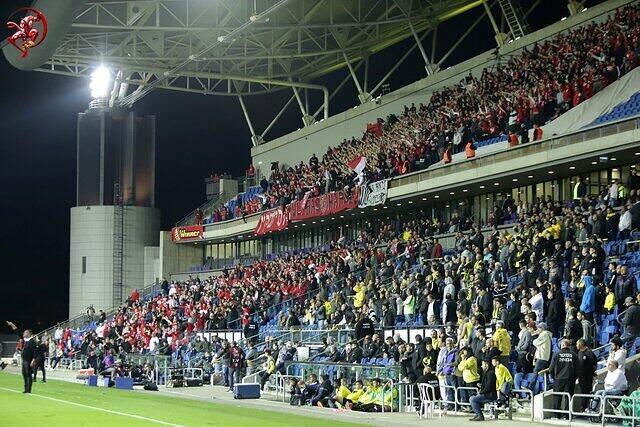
[348,156,367,174]
[300,190,311,209]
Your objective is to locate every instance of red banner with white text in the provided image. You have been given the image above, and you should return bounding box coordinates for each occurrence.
[254,207,289,235]
[171,225,204,242]
[289,189,360,222]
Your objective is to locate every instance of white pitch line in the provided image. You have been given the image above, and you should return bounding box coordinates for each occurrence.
[0,386,186,427]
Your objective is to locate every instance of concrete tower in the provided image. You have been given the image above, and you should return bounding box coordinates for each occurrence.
[69,107,160,317]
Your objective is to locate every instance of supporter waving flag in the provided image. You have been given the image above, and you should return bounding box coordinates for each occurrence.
[348,156,367,174]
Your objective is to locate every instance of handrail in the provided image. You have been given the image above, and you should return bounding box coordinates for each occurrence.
[36,281,163,339]
[381,379,396,413]
[223,243,406,332]
[176,188,228,227]
[601,394,640,426]
[541,391,573,421]
[569,393,602,419]
[512,388,534,421]
[390,115,640,191]
[284,359,399,369]
[441,384,458,412]
[455,386,479,408]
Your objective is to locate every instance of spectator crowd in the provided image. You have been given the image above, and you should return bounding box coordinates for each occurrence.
[202,3,640,223]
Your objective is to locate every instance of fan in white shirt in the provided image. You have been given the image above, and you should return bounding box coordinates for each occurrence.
[589,360,629,413]
[529,288,544,322]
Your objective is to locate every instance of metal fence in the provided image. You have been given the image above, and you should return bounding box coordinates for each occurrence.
[540,391,640,426]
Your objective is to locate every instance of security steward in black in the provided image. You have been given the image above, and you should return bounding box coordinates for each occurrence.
[550,339,580,417]
[354,313,375,341]
[576,338,597,411]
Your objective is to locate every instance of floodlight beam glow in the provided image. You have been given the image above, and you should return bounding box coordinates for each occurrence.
[90,66,111,99]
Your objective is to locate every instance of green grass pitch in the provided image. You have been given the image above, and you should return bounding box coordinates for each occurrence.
[0,371,361,426]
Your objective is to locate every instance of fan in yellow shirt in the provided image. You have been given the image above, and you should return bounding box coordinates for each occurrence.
[330,378,352,408]
[337,380,365,408]
[492,356,513,398]
[353,283,366,309]
[458,348,480,384]
[604,286,616,313]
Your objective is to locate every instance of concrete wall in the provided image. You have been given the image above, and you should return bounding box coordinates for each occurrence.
[68,205,160,317]
[123,206,161,297]
[158,231,203,281]
[250,0,633,173]
[143,246,160,288]
[69,206,115,317]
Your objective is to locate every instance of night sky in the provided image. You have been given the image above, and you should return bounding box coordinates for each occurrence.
[0,0,600,333]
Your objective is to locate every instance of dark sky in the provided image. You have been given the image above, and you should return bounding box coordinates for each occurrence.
[0,0,601,332]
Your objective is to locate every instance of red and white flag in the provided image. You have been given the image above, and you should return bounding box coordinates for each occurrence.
[348,156,367,174]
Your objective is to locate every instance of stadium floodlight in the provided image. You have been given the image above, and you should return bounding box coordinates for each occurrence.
[249,14,269,22]
[90,66,111,99]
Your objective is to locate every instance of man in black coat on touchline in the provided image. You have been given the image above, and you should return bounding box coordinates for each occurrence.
[7,321,37,393]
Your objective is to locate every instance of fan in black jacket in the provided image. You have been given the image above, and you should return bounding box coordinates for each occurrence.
[564,309,583,343]
[469,359,497,421]
[546,288,566,338]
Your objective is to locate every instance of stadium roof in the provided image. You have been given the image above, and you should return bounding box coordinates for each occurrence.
[4,0,540,144]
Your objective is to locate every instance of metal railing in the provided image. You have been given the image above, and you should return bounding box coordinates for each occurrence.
[601,394,639,426]
[455,385,479,409]
[541,391,573,421]
[37,281,164,340]
[175,189,228,227]
[570,393,602,419]
[45,355,86,371]
[441,384,458,412]
[284,360,401,383]
[274,371,298,403]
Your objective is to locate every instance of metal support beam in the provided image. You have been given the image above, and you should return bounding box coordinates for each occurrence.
[436,4,492,68]
[311,60,364,119]
[431,25,438,65]
[393,0,436,75]
[118,0,296,106]
[364,56,370,94]
[566,0,585,15]
[292,86,315,127]
[109,70,123,108]
[409,22,435,75]
[341,50,370,103]
[482,0,508,46]
[371,28,431,96]
[262,94,296,139]
[238,95,260,146]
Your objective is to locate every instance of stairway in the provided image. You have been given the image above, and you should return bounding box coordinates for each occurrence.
[498,0,530,40]
[112,184,124,307]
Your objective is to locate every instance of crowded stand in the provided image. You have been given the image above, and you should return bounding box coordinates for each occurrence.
[16,3,640,423]
[198,3,640,223]
[34,179,640,418]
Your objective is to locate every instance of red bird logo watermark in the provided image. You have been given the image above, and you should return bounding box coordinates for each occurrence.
[6,7,48,58]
